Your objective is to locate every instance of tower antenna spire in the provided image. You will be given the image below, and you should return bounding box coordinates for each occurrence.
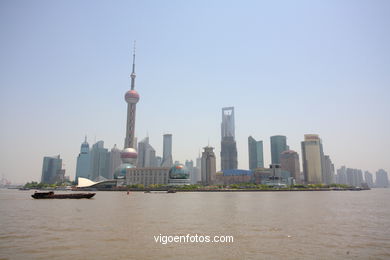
[130,40,136,90]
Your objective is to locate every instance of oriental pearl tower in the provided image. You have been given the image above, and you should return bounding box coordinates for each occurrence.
[120,44,139,167]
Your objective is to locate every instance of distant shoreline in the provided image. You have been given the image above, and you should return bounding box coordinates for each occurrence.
[73,187,368,192]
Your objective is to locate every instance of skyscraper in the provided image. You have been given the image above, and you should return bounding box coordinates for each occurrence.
[336,166,347,185]
[75,137,90,183]
[201,146,216,185]
[195,155,202,183]
[322,155,335,185]
[108,145,122,179]
[41,155,64,184]
[137,137,158,168]
[301,134,323,184]
[248,136,264,170]
[90,141,109,181]
[161,134,173,167]
[375,169,389,188]
[345,168,364,187]
[280,150,301,184]
[221,107,238,170]
[270,135,287,164]
[364,171,374,188]
[185,160,197,184]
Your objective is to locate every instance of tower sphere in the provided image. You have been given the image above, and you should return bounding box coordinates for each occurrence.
[120,147,137,164]
[125,90,140,104]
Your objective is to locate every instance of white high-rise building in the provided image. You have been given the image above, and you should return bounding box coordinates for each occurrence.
[137,137,158,168]
[108,145,122,179]
[161,134,173,167]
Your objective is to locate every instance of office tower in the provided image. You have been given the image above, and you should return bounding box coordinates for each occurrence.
[375,169,389,188]
[248,136,264,170]
[201,146,216,185]
[185,160,194,169]
[195,155,202,183]
[185,160,198,185]
[156,156,162,167]
[345,168,364,187]
[90,141,109,181]
[270,135,287,164]
[345,168,355,186]
[161,134,173,167]
[336,166,347,184]
[41,155,63,184]
[137,137,158,168]
[280,150,301,184]
[323,155,335,185]
[221,107,238,170]
[357,169,364,187]
[364,171,374,188]
[108,145,121,179]
[301,134,323,184]
[75,137,91,183]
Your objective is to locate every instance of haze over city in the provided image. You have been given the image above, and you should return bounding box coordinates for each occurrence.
[1,0,389,184]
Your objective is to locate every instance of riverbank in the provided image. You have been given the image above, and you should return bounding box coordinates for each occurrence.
[74,187,368,192]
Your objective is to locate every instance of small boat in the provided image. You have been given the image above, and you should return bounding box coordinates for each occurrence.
[31,191,95,199]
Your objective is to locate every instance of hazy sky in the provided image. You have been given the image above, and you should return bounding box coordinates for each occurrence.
[1,0,389,184]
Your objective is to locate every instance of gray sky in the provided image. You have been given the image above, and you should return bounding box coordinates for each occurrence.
[1,0,389,184]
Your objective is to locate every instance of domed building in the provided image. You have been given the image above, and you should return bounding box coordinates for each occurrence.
[114,148,137,179]
[168,163,190,185]
[114,163,135,179]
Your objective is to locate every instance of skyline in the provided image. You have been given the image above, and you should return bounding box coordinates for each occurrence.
[1,0,389,183]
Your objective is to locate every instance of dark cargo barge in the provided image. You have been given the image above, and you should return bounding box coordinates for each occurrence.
[31,191,95,199]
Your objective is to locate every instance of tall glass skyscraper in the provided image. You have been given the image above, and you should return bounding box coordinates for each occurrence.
[364,171,374,188]
[322,155,335,185]
[75,137,90,182]
[248,136,264,170]
[41,155,63,184]
[221,107,238,170]
[90,141,109,181]
[270,135,287,164]
[108,145,121,179]
[137,137,158,168]
[161,134,173,167]
[375,169,389,188]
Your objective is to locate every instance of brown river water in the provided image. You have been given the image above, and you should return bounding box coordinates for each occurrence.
[0,189,389,259]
